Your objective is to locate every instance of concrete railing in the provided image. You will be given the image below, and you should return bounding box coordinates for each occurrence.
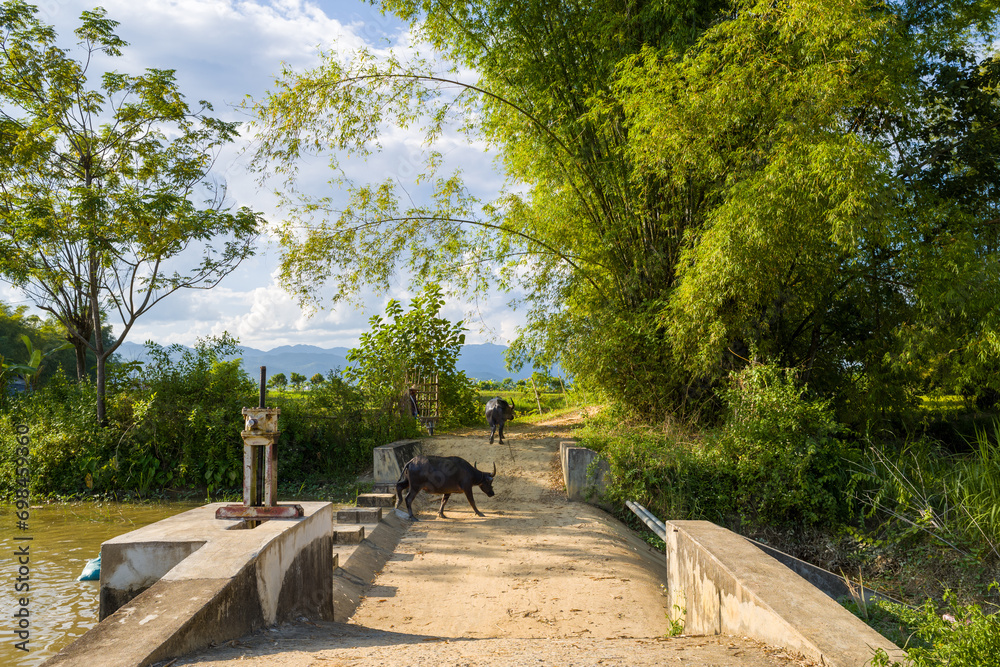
[373,439,422,493]
[558,449,906,667]
[661,519,903,666]
[559,441,610,508]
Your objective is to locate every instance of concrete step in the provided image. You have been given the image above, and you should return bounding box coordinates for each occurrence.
[333,525,365,544]
[337,507,383,524]
[357,493,396,508]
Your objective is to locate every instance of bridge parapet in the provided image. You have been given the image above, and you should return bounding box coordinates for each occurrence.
[373,439,422,493]
[559,441,611,508]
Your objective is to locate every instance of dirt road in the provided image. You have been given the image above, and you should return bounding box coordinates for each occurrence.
[175,413,817,666]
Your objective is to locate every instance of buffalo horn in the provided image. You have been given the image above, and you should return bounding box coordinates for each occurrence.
[492,462,496,476]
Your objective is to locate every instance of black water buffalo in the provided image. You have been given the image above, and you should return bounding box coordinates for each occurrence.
[395,455,496,520]
[485,397,515,445]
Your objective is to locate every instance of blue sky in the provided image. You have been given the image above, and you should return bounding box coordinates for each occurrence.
[0,0,520,350]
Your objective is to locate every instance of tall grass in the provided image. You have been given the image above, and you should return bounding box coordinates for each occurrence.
[951,423,1000,558]
[853,422,1000,559]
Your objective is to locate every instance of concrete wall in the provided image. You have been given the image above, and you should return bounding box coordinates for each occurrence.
[559,441,610,507]
[99,539,205,620]
[747,538,900,608]
[663,520,904,667]
[558,445,903,666]
[373,439,422,491]
[45,502,334,667]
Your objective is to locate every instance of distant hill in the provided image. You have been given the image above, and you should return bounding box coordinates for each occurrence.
[114,341,545,382]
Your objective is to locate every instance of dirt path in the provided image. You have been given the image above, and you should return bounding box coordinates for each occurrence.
[175,414,817,666]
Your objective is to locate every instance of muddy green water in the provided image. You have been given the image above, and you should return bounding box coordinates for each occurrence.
[0,501,202,667]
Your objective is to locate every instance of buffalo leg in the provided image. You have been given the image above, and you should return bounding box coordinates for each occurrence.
[489,423,496,444]
[395,478,409,510]
[464,488,485,517]
[498,424,505,445]
[404,488,420,520]
[439,493,451,517]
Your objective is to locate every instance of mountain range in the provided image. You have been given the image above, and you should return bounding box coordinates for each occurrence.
[114,341,544,382]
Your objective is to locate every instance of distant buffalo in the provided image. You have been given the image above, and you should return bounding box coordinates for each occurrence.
[395,455,496,520]
[485,397,515,445]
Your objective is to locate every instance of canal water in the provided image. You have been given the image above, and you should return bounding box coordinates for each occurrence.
[0,501,202,667]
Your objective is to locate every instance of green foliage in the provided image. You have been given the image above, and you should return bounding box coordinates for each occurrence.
[0,302,104,385]
[273,370,421,481]
[719,362,854,527]
[247,0,725,420]
[309,373,325,386]
[0,332,428,498]
[0,376,114,494]
[130,334,255,494]
[582,414,733,525]
[0,2,264,423]
[289,372,306,388]
[248,0,1000,430]
[841,596,915,649]
[269,373,288,389]
[346,283,478,427]
[584,362,854,531]
[666,605,685,638]
[852,422,1000,560]
[16,334,71,391]
[870,589,1000,667]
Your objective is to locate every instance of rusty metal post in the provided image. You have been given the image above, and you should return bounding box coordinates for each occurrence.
[240,405,280,505]
[216,366,303,520]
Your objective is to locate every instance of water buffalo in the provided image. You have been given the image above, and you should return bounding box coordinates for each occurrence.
[485,397,515,445]
[395,455,496,520]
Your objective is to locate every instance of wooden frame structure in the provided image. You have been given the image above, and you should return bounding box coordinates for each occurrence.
[405,370,440,435]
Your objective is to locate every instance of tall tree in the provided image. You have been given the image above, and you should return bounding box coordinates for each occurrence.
[250,0,1000,421]
[617,0,1000,417]
[0,2,264,423]
[250,0,714,414]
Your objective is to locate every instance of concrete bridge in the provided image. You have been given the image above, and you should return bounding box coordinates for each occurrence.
[43,414,902,667]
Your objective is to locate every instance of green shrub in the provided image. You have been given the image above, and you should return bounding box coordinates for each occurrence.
[870,589,1000,667]
[579,408,737,525]
[719,362,855,528]
[127,334,255,493]
[584,363,855,531]
[274,370,422,481]
[0,334,423,498]
[0,376,117,495]
[345,283,480,428]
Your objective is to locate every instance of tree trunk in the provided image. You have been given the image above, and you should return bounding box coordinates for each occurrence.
[531,376,542,415]
[72,340,87,381]
[88,250,107,426]
[67,308,93,381]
